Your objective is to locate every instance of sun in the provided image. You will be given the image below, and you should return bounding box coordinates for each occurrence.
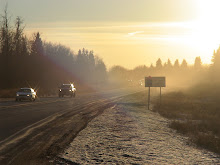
[197,0,220,24]
[194,0,220,58]
[178,0,220,64]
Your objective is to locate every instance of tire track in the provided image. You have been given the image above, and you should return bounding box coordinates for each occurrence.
[0,90,143,164]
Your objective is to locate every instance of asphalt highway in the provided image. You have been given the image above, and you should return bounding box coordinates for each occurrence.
[0,87,143,164]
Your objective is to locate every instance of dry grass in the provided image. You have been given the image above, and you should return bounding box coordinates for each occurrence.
[153,89,220,154]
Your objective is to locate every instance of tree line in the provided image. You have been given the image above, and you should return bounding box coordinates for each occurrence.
[1,10,220,95]
[109,53,220,88]
[0,10,107,95]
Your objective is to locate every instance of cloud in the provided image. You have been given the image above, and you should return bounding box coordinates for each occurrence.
[128,31,145,36]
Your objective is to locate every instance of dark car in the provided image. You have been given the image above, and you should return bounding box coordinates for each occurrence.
[59,84,76,97]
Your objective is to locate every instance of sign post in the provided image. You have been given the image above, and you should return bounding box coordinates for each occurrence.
[160,87,162,106]
[148,86,150,110]
[145,77,166,110]
[145,76,152,110]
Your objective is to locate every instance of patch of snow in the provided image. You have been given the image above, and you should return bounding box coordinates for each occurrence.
[61,100,220,164]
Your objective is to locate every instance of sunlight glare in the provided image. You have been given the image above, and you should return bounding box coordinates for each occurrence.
[193,0,220,62]
[166,0,220,64]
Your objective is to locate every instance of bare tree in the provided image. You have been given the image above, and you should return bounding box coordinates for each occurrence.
[0,7,12,56]
[13,16,25,56]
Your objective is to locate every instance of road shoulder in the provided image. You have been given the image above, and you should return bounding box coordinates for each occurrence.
[58,92,220,164]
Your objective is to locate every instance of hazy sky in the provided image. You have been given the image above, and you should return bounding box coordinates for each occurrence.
[0,0,219,68]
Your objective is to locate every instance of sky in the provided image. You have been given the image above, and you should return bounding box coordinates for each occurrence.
[0,0,219,69]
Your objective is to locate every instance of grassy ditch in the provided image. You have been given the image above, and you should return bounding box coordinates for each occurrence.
[153,90,220,154]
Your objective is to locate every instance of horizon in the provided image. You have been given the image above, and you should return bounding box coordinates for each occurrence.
[1,0,219,69]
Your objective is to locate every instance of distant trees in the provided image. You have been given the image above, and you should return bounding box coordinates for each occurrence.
[13,17,25,56]
[174,59,180,69]
[210,46,220,81]
[3,10,220,92]
[167,59,172,67]
[0,10,30,88]
[0,11,107,93]
[181,59,188,69]
[194,56,202,70]
[0,11,29,57]
[95,57,107,83]
[0,8,11,57]
[156,58,162,69]
[31,32,44,56]
[163,59,172,70]
[109,56,209,88]
[109,66,130,84]
[212,47,220,70]
[74,48,107,83]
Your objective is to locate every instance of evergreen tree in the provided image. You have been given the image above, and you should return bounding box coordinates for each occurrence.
[163,62,167,68]
[194,56,202,70]
[174,59,180,68]
[95,57,107,82]
[212,47,220,70]
[88,51,96,82]
[150,63,154,69]
[181,59,188,69]
[164,58,172,70]
[20,36,29,56]
[167,59,172,67]
[156,58,163,69]
[30,32,44,56]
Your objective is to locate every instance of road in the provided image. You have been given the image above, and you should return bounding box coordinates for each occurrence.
[0,88,142,164]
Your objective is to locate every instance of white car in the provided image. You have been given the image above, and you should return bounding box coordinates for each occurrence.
[16,88,36,101]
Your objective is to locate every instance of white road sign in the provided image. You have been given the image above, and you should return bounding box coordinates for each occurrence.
[145,77,166,87]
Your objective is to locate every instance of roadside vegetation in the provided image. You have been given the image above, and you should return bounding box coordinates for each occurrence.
[152,46,220,154]
[153,84,220,154]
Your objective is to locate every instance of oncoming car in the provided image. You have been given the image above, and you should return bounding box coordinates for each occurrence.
[16,88,36,101]
[59,84,76,97]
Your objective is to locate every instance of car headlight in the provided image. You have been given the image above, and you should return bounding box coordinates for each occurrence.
[16,94,19,96]
[69,90,72,92]
[27,94,30,97]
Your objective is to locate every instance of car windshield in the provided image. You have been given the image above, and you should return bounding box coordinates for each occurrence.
[61,85,71,89]
[19,89,31,92]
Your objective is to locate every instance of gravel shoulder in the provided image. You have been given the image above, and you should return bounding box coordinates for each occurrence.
[60,92,220,164]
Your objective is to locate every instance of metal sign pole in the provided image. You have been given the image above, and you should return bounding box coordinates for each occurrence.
[148,87,150,110]
[160,87,161,106]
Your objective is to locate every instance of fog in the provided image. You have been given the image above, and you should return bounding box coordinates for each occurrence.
[109,57,209,88]
[1,9,220,98]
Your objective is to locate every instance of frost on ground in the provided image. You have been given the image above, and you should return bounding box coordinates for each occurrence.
[60,94,220,164]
